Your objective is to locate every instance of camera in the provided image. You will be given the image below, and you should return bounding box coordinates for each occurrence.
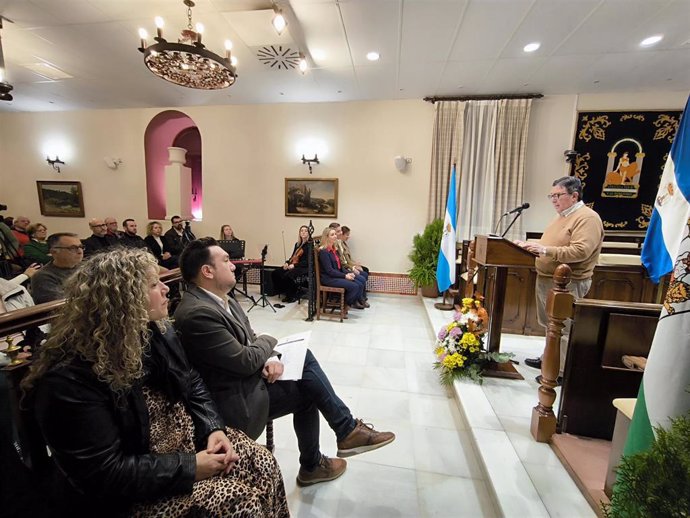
[564,150,579,163]
[0,203,7,211]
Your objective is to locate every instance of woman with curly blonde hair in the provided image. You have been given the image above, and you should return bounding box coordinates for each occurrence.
[23,248,289,517]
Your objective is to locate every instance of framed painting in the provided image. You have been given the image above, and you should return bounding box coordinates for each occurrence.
[285,177,338,218]
[571,109,681,232]
[36,181,85,217]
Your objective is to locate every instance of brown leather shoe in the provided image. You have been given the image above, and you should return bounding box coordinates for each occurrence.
[337,419,396,458]
[296,455,347,487]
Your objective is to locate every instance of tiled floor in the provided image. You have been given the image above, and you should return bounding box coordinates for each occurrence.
[239,290,499,518]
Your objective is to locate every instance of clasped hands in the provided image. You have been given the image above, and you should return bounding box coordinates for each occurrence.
[195,430,240,481]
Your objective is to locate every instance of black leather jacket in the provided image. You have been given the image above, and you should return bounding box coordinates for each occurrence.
[32,324,224,511]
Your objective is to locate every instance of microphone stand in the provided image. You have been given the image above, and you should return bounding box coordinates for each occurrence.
[492,213,507,235]
[248,245,276,313]
[501,210,525,238]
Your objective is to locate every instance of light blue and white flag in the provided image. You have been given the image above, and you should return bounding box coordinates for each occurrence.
[641,97,690,283]
[436,164,457,292]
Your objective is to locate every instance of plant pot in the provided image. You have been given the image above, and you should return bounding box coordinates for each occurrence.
[420,283,439,298]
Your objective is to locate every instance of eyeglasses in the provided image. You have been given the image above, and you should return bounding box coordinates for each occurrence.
[53,245,85,252]
[546,192,570,200]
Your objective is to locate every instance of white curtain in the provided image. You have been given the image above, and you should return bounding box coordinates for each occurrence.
[457,101,498,241]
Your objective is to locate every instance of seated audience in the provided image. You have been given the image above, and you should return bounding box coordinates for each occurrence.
[0,265,46,349]
[23,223,51,265]
[83,218,119,257]
[120,219,147,249]
[272,225,309,303]
[165,215,185,255]
[11,216,30,257]
[174,238,394,487]
[0,220,20,261]
[23,248,289,517]
[332,223,368,301]
[31,233,84,304]
[341,225,369,273]
[104,216,122,239]
[319,227,367,310]
[219,225,240,241]
[145,221,179,269]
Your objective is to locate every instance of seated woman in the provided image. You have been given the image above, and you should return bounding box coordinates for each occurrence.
[23,248,289,517]
[23,223,51,265]
[272,225,310,303]
[219,224,240,241]
[318,227,366,310]
[145,221,179,269]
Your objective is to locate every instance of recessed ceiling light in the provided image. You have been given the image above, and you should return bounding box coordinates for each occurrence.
[640,35,663,47]
[366,51,380,61]
[523,42,540,53]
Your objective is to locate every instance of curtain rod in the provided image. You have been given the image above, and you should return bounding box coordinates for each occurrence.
[423,93,543,103]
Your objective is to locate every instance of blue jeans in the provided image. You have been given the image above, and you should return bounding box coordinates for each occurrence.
[267,349,356,469]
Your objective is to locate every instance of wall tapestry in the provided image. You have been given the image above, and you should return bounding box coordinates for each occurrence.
[572,109,682,231]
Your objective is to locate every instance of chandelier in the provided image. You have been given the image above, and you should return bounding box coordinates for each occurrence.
[137,0,237,90]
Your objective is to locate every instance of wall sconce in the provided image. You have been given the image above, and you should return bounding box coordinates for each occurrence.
[394,155,412,172]
[191,187,198,202]
[301,154,320,174]
[46,155,65,173]
[104,157,123,170]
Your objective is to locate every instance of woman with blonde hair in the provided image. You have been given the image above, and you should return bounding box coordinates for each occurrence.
[23,248,289,517]
[318,227,365,310]
[145,220,178,268]
[272,225,310,303]
[219,224,240,241]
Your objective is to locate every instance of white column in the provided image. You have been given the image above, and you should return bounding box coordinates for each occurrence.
[165,147,193,220]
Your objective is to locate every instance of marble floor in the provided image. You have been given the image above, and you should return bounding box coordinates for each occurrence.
[238,289,594,518]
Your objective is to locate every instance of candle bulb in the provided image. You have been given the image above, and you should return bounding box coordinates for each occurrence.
[138,28,148,49]
[154,16,164,39]
[224,40,233,60]
[195,23,204,44]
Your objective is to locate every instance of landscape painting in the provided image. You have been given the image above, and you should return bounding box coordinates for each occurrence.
[37,181,85,217]
[285,178,338,218]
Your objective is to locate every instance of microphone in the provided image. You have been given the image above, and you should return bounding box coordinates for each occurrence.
[503,202,530,216]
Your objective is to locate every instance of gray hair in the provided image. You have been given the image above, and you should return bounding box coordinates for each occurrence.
[553,176,582,201]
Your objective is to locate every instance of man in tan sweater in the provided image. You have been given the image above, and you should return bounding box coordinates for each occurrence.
[516,176,604,382]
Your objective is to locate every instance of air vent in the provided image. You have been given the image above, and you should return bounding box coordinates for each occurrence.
[257,45,300,70]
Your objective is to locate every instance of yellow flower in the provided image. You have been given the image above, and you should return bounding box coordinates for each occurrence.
[462,298,474,310]
[434,346,445,357]
[446,322,458,332]
[459,332,479,348]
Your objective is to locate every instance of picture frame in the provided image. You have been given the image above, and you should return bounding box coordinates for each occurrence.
[285,177,338,218]
[36,181,85,218]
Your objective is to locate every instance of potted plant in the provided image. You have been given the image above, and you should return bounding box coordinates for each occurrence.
[408,219,444,297]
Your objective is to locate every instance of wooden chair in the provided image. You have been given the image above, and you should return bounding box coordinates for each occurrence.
[313,246,346,322]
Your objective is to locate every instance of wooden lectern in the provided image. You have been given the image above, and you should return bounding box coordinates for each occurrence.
[473,235,537,379]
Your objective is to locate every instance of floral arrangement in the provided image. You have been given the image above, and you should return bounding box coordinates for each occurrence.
[434,296,513,384]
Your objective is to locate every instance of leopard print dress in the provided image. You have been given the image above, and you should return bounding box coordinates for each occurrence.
[130,387,290,518]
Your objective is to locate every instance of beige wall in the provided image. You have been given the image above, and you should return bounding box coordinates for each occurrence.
[0,100,434,272]
[1,90,687,272]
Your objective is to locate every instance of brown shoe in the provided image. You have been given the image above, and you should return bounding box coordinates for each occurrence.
[337,419,396,458]
[296,455,347,487]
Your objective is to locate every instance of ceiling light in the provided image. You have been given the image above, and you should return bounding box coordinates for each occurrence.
[0,17,13,101]
[523,42,540,53]
[366,51,380,61]
[272,6,287,35]
[298,53,307,74]
[137,0,237,90]
[640,35,663,47]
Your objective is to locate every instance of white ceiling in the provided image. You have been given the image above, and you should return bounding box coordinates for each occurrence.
[0,0,688,112]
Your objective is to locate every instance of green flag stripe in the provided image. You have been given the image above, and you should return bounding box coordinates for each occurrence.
[622,383,655,457]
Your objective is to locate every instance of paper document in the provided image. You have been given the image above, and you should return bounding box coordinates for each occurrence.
[274,330,310,381]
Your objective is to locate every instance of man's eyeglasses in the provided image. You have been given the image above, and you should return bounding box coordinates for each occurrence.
[546,192,570,201]
[53,245,85,252]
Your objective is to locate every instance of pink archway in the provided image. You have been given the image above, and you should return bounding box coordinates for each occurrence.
[144,110,203,219]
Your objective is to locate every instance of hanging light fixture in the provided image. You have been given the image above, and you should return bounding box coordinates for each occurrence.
[298,52,308,74]
[138,0,237,90]
[0,17,14,101]
[271,5,287,35]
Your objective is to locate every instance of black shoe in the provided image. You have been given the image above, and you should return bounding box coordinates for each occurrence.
[525,357,542,369]
[282,296,297,303]
[535,375,562,386]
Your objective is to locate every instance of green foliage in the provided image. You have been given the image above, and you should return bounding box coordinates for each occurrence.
[408,219,444,288]
[433,351,514,385]
[602,412,690,518]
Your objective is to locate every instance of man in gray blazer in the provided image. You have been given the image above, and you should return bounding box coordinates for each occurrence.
[174,238,395,487]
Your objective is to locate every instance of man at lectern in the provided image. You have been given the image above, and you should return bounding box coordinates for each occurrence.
[515,176,604,382]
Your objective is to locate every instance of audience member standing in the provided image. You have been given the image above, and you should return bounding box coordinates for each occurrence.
[23,223,51,265]
[31,233,84,304]
[83,218,119,257]
[145,221,179,269]
[120,219,147,249]
[165,215,185,255]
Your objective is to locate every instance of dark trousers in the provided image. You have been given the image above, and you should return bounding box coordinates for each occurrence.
[353,270,368,297]
[267,349,355,469]
[271,266,308,298]
[320,276,364,305]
